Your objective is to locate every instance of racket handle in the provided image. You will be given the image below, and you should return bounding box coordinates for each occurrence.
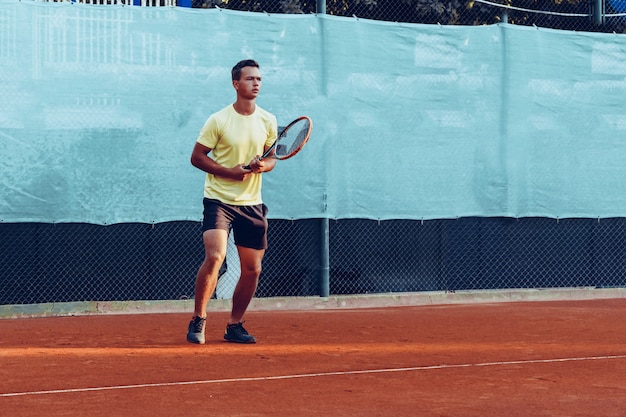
[242,156,266,171]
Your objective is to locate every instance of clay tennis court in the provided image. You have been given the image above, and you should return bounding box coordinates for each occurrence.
[1,295,626,417]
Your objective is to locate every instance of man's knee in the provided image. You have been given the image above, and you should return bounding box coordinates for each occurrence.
[203,250,226,270]
[242,264,262,278]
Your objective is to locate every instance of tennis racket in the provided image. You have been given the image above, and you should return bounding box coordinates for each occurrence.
[243,116,312,169]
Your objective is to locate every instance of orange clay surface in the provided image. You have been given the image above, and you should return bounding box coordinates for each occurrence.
[1,298,626,417]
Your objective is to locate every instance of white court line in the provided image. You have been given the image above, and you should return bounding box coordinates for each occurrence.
[2,354,625,398]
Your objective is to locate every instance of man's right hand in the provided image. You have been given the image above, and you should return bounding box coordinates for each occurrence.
[229,164,254,181]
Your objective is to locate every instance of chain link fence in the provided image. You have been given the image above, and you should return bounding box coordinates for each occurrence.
[189,0,626,34]
[30,0,626,33]
[2,217,626,305]
[2,0,626,306]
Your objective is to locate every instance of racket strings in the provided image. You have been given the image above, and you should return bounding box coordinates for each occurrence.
[276,120,310,158]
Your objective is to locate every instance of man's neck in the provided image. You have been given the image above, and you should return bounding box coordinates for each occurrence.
[233,100,256,116]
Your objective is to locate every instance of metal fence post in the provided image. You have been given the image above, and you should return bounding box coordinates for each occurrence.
[592,0,605,25]
[317,0,325,14]
[318,0,328,297]
[320,218,330,297]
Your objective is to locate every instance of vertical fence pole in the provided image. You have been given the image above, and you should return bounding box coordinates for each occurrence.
[317,0,326,14]
[320,218,330,297]
[317,0,329,297]
[592,0,605,25]
[319,218,330,297]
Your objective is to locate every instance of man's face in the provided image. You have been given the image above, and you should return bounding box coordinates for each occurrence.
[233,66,262,99]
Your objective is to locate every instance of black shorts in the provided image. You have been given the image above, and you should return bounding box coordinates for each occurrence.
[201,198,268,250]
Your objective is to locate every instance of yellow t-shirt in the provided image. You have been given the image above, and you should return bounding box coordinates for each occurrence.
[196,104,277,205]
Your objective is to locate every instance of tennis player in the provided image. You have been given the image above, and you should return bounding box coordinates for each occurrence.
[187,59,277,344]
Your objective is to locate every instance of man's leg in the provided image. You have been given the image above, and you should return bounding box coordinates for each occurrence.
[229,246,265,324]
[187,229,228,344]
[223,246,264,344]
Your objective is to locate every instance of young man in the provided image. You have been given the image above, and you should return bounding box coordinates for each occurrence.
[187,59,277,344]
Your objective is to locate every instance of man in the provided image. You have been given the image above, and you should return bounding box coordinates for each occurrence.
[187,59,277,344]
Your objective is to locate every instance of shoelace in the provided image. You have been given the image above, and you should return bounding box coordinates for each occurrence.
[229,322,248,335]
[192,317,206,332]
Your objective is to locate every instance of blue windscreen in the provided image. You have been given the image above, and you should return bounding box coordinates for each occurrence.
[1,1,626,223]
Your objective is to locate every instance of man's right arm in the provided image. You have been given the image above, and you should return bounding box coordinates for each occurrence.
[190,142,252,181]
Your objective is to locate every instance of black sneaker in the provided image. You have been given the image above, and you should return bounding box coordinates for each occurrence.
[224,322,256,344]
[187,316,206,344]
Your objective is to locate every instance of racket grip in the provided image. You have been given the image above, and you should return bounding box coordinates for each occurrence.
[243,155,266,171]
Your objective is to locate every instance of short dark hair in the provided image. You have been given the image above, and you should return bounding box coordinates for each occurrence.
[232,59,260,81]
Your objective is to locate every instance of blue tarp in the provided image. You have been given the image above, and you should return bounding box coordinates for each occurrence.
[1,1,626,223]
